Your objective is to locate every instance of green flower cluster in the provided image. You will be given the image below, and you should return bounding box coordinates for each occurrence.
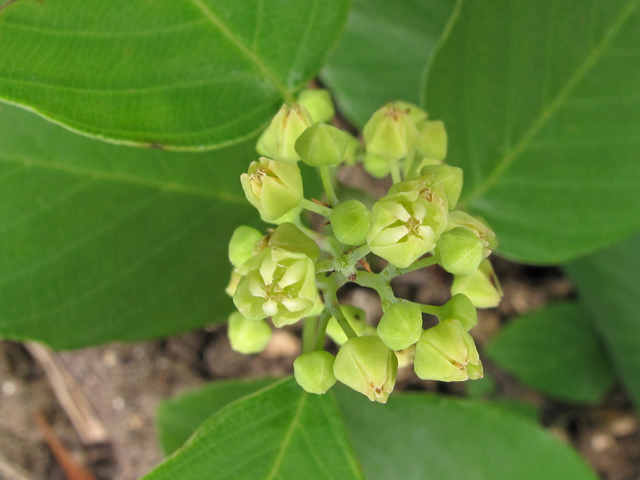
[224,91,503,403]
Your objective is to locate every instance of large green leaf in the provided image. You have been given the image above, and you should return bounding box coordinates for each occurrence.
[567,231,640,409]
[144,378,364,480]
[0,103,261,349]
[321,0,457,127]
[157,377,276,456]
[486,302,615,403]
[336,388,598,480]
[425,0,640,263]
[0,0,350,149]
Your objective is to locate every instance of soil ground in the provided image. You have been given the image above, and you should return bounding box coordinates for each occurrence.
[1,167,639,480]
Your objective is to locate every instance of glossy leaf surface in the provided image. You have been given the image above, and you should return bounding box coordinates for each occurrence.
[321,0,456,127]
[0,103,258,349]
[425,0,640,263]
[0,0,350,149]
[567,231,640,409]
[144,378,363,480]
[486,302,615,403]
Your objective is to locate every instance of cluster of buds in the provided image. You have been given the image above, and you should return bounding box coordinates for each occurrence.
[224,91,502,403]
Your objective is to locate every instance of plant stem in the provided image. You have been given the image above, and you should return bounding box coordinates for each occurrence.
[314,311,331,351]
[300,198,332,217]
[350,244,371,262]
[355,270,397,310]
[389,158,402,184]
[399,254,441,274]
[317,274,356,339]
[403,150,419,179]
[319,166,339,207]
[302,316,318,354]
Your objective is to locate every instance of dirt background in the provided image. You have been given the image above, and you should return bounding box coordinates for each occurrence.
[1,167,639,480]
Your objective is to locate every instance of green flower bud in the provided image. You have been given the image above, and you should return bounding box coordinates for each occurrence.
[228,311,272,354]
[342,133,361,166]
[256,222,319,261]
[367,186,448,268]
[240,157,303,222]
[467,360,484,380]
[294,351,337,394]
[228,226,262,267]
[451,259,503,308]
[419,165,463,209]
[297,89,335,123]
[326,305,369,346]
[363,104,419,160]
[377,303,422,351]
[414,319,481,382]
[330,200,372,246]
[446,210,497,257]
[395,344,416,369]
[334,336,398,403]
[439,293,477,331]
[416,120,447,160]
[295,123,349,167]
[234,247,318,327]
[225,270,241,297]
[363,152,391,178]
[256,104,313,163]
[438,228,484,276]
[391,101,428,124]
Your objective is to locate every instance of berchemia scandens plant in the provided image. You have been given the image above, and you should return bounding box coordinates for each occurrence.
[225,90,502,403]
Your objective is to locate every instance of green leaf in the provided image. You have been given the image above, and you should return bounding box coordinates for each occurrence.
[321,0,457,127]
[143,378,364,480]
[425,0,640,263]
[486,302,615,403]
[0,102,261,349]
[157,377,276,456]
[567,231,640,409]
[336,388,598,480]
[0,0,350,150]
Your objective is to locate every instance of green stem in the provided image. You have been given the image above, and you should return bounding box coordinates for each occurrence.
[417,303,441,317]
[300,198,332,217]
[399,254,441,274]
[319,166,339,207]
[315,311,331,351]
[302,316,318,354]
[403,150,419,180]
[355,271,397,310]
[315,260,335,273]
[389,158,402,184]
[317,274,355,339]
[350,244,371,262]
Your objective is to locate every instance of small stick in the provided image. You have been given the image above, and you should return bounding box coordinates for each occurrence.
[25,343,108,445]
[34,412,98,480]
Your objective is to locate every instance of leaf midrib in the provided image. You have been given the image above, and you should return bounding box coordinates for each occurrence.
[186,0,293,102]
[458,0,639,209]
[0,152,246,203]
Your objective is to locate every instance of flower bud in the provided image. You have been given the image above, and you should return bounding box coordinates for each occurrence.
[419,165,463,209]
[437,227,484,276]
[228,226,262,267]
[367,186,448,268]
[391,101,428,124]
[233,247,318,327]
[294,351,337,394]
[446,210,497,257]
[334,335,398,403]
[377,303,422,351]
[256,104,313,163]
[414,319,481,381]
[240,157,303,222]
[363,104,419,159]
[297,89,335,123]
[228,312,272,354]
[256,222,319,261]
[416,120,447,160]
[439,293,477,331]
[451,259,503,308]
[342,133,361,166]
[363,152,391,178]
[326,305,369,346]
[394,344,416,369]
[295,123,349,167]
[330,200,372,246]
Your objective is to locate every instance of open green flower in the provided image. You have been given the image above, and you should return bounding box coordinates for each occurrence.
[233,247,318,327]
[367,185,448,268]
